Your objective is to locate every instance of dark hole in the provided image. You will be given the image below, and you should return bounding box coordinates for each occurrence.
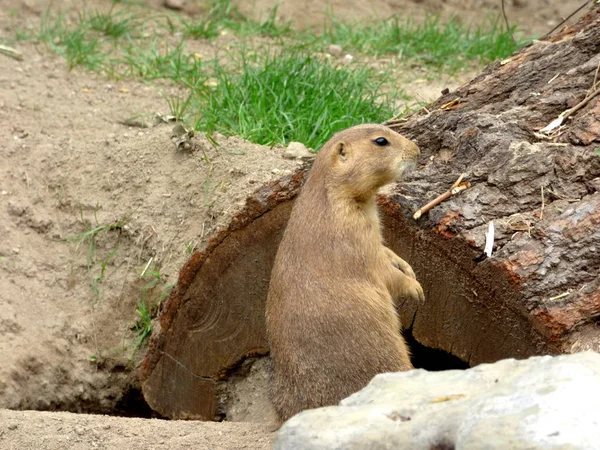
[112,386,158,419]
[431,443,455,450]
[404,328,469,371]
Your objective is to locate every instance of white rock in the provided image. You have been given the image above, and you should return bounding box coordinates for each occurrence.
[282,142,314,161]
[327,44,343,57]
[275,352,600,450]
[163,0,184,10]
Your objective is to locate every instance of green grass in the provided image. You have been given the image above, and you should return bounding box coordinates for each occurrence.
[134,296,153,346]
[194,50,400,149]
[26,2,527,150]
[321,15,523,71]
[119,41,207,84]
[178,0,244,39]
[179,0,290,39]
[27,0,525,75]
[85,8,136,39]
[67,217,125,300]
[131,259,172,348]
[70,219,125,270]
[92,246,119,297]
[39,13,103,70]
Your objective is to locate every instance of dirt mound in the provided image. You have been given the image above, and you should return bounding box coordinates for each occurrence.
[0,41,299,414]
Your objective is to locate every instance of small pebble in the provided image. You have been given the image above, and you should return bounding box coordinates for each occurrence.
[283,142,315,161]
[163,0,184,10]
[328,44,343,57]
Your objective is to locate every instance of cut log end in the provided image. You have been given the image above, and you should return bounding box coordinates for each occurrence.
[140,167,597,420]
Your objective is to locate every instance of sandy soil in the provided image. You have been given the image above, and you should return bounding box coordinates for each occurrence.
[0,36,299,411]
[0,409,273,449]
[0,0,587,448]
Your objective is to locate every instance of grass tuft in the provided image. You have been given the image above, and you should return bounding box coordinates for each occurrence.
[180,0,290,39]
[29,4,528,151]
[134,297,153,346]
[120,40,207,85]
[67,217,126,300]
[194,50,400,149]
[85,9,135,39]
[322,15,524,70]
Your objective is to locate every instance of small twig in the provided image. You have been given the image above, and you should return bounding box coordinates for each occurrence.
[440,98,461,111]
[385,112,404,123]
[414,93,432,115]
[384,95,433,126]
[413,174,470,220]
[539,86,600,134]
[383,118,408,127]
[547,73,560,84]
[541,0,590,40]
[565,86,600,119]
[500,0,516,44]
[140,256,153,278]
[590,59,600,94]
[451,173,465,190]
[0,44,23,61]
[548,291,570,301]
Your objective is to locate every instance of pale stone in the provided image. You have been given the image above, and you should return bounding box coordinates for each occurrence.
[275,352,600,450]
[282,142,314,161]
[327,44,343,57]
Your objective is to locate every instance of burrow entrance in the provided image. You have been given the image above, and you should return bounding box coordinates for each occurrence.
[139,173,551,421]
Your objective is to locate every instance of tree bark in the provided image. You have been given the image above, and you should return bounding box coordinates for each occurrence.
[140,5,600,420]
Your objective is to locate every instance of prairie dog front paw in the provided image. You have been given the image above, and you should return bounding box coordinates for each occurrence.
[383,246,416,280]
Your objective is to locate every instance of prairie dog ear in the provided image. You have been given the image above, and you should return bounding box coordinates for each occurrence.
[334,141,349,162]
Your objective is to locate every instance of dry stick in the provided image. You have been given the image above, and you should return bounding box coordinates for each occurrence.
[413,173,470,220]
[541,84,600,134]
[140,256,154,278]
[500,0,516,44]
[542,0,591,40]
[590,59,600,94]
[562,86,600,120]
[451,173,465,189]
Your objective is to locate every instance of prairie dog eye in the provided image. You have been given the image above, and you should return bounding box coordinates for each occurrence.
[373,137,389,146]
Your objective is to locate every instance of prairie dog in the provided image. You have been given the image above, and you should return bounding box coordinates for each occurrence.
[266,124,424,422]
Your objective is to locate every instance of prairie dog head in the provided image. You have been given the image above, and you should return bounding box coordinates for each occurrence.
[320,124,420,199]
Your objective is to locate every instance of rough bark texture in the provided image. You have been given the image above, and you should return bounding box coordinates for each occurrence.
[141,6,600,420]
[386,5,600,356]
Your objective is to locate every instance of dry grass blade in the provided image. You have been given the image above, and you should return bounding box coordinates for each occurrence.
[0,44,23,61]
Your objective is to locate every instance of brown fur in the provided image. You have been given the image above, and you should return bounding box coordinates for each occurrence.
[266,124,424,422]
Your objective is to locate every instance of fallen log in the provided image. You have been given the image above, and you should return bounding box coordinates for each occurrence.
[140,4,600,420]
